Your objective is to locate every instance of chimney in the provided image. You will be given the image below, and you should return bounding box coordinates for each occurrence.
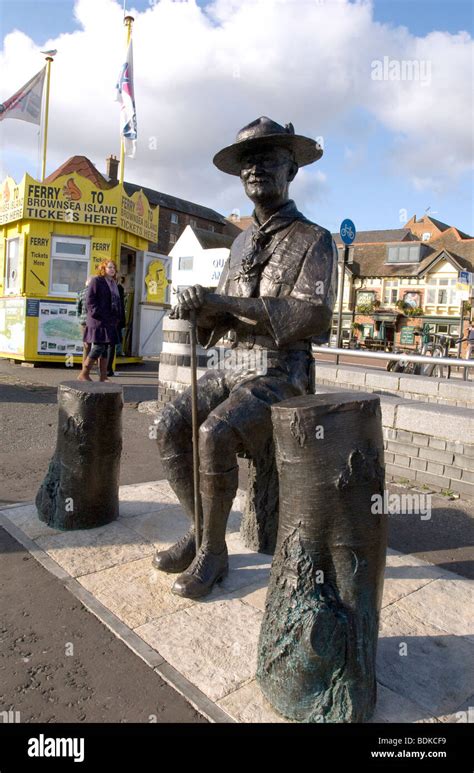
[106,154,119,184]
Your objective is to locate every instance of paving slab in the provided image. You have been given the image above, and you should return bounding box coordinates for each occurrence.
[136,598,263,702]
[217,680,288,723]
[369,683,438,724]
[392,577,474,643]
[436,696,474,724]
[0,502,62,540]
[78,557,194,629]
[1,480,473,725]
[377,604,474,716]
[36,520,154,577]
[382,550,447,608]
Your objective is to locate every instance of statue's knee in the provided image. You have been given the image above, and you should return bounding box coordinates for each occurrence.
[199,416,235,465]
[155,406,185,454]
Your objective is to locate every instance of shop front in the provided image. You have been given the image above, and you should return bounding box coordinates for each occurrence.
[0,170,169,363]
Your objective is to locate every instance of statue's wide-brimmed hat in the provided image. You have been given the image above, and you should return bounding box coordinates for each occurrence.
[213,116,323,176]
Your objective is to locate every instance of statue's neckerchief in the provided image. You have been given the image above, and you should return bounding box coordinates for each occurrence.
[236,200,303,283]
[234,201,303,296]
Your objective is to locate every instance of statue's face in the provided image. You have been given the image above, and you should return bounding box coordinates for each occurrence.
[239,145,297,204]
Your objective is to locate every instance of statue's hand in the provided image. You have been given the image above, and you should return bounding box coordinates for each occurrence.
[177,284,206,310]
[170,285,207,320]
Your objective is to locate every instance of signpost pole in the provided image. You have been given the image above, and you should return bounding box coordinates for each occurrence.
[335,246,348,350]
[336,219,356,350]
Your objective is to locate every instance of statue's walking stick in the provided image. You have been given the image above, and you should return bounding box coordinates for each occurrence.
[189,310,202,550]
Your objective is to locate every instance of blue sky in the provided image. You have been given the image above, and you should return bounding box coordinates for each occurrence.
[1,0,473,235]
[1,1,473,43]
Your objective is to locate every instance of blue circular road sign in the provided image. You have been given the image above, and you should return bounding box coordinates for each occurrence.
[340,219,356,245]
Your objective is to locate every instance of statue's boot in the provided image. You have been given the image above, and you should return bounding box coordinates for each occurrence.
[172,467,238,599]
[152,453,198,574]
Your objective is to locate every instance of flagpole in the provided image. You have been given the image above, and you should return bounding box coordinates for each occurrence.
[41,56,53,181]
[119,15,134,185]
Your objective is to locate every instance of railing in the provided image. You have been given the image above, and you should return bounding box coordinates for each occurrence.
[313,345,474,381]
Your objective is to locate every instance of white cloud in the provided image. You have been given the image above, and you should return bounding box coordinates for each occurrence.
[0,0,472,218]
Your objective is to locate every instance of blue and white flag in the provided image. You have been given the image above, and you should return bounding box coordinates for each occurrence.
[0,67,46,125]
[115,40,137,158]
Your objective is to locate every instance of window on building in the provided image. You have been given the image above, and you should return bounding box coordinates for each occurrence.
[5,237,21,295]
[169,234,177,246]
[171,213,179,225]
[425,276,457,306]
[208,224,215,232]
[189,219,197,229]
[426,322,460,349]
[50,236,90,296]
[422,232,431,241]
[330,318,351,344]
[383,279,399,304]
[387,244,421,263]
[178,256,193,271]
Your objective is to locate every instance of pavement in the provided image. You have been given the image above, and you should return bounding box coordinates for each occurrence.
[1,480,473,725]
[0,524,206,724]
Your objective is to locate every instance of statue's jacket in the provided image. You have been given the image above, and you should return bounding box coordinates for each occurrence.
[197,201,338,394]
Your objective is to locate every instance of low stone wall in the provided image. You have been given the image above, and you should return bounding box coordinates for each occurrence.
[313,360,474,408]
[314,381,474,499]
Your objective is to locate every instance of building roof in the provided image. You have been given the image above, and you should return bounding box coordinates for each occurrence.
[45,156,113,189]
[226,214,254,231]
[332,228,414,245]
[418,248,474,275]
[424,215,452,233]
[349,233,474,279]
[193,227,235,250]
[124,182,229,225]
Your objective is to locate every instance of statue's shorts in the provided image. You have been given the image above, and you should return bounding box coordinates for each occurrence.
[158,348,311,468]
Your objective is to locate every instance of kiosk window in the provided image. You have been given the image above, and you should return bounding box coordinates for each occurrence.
[50,236,90,297]
[5,237,21,295]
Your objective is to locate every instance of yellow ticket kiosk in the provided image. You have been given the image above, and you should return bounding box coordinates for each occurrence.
[0,166,164,363]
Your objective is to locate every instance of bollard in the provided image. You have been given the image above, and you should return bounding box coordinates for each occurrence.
[36,381,123,530]
[257,391,387,723]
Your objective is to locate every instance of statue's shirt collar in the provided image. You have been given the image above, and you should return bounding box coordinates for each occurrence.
[251,200,302,236]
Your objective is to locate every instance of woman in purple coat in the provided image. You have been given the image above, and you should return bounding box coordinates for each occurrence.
[78,260,124,382]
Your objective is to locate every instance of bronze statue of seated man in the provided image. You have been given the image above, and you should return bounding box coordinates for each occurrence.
[153,116,337,599]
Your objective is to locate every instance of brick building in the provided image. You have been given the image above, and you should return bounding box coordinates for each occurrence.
[331,215,474,354]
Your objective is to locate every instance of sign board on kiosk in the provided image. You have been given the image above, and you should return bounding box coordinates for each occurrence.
[0,173,158,242]
[0,170,159,363]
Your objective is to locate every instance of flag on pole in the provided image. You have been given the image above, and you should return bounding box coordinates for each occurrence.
[116,40,137,158]
[0,67,46,125]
